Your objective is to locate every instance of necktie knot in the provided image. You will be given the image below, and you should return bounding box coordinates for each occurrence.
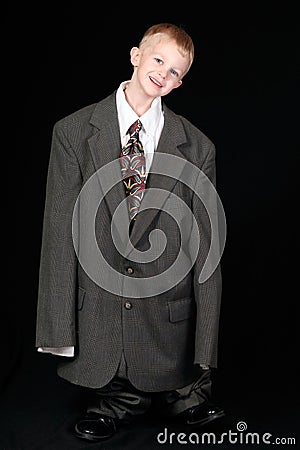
[128,119,142,137]
[122,119,144,156]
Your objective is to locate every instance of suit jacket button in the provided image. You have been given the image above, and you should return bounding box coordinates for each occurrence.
[124,301,132,310]
[126,267,134,275]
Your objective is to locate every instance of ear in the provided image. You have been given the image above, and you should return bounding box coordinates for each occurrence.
[130,47,140,67]
[173,79,183,89]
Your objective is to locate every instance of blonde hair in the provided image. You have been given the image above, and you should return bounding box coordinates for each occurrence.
[139,23,194,72]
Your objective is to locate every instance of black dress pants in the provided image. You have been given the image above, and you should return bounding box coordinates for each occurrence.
[87,353,212,422]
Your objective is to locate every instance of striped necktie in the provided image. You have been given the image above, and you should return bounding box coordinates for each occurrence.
[119,119,146,222]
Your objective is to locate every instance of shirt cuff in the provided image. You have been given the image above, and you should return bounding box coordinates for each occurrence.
[37,347,74,357]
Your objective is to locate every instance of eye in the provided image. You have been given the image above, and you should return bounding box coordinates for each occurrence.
[155,57,163,64]
[170,68,179,77]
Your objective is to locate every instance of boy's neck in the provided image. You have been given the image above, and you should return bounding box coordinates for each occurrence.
[124,82,156,117]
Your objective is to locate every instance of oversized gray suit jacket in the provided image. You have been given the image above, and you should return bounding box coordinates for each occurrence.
[35,91,222,391]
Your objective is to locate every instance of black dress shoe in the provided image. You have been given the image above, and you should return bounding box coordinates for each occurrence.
[74,411,117,442]
[180,402,225,427]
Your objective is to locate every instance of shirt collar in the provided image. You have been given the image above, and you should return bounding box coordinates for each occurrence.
[116,81,163,139]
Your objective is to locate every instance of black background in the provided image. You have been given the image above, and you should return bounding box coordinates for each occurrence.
[1,3,299,449]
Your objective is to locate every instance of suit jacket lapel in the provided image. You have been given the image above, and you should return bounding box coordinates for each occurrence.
[87,93,131,245]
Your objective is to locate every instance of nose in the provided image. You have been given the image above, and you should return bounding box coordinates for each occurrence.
[158,68,167,79]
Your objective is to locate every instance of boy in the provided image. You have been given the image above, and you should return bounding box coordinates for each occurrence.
[36,23,225,442]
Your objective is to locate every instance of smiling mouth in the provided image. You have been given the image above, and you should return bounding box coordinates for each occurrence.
[149,76,162,87]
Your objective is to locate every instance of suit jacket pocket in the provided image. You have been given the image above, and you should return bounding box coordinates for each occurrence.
[168,297,195,323]
[77,287,86,311]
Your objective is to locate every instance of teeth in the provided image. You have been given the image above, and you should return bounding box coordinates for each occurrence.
[150,77,162,87]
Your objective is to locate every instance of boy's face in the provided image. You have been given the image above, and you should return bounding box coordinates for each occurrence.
[130,37,190,98]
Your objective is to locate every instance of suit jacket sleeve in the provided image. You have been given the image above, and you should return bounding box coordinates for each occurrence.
[192,143,222,368]
[35,122,82,348]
